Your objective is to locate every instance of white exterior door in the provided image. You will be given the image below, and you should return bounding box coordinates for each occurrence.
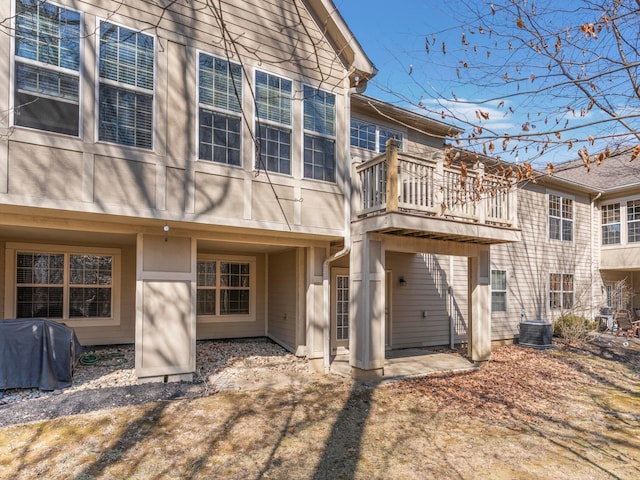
[331,268,349,353]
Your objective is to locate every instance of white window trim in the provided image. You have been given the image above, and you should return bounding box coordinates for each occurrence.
[94,17,156,151]
[195,50,244,168]
[601,202,621,246]
[302,83,337,184]
[490,269,507,313]
[253,67,294,177]
[196,254,256,323]
[10,0,84,138]
[547,190,574,243]
[626,198,640,244]
[4,242,121,327]
[350,116,404,153]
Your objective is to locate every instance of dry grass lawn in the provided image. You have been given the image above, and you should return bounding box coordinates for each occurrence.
[1,339,639,479]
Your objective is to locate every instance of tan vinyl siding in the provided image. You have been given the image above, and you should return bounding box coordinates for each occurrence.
[405,130,445,154]
[267,249,297,350]
[450,256,469,342]
[491,184,595,339]
[387,252,451,348]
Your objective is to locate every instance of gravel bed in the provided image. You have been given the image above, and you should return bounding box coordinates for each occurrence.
[0,338,308,409]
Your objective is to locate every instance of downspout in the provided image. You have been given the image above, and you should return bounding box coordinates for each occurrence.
[322,83,363,370]
[590,191,602,317]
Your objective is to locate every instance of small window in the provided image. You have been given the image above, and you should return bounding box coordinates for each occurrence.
[601,203,620,245]
[303,85,336,182]
[16,251,113,320]
[628,200,640,243]
[350,119,376,151]
[549,194,573,241]
[491,270,507,312]
[197,257,254,319]
[13,0,81,135]
[98,21,154,149]
[198,53,242,165]
[350,118,403,153]
[255,71,292,175]
[550,273,573,310]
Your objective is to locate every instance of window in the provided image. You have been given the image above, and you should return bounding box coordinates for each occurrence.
[549,273,573,310]
[628,200,640,243]
[197,257,255,320]
[491,270,507,312]
[350,119,403,153]
[13,0,81,135]
[378,127,403,153]
[98,21,154,149]
[14,249,116,322]
[336,274,349,340]
[549,194,573,241]
[198,53,242,165]
[601,203,621,245]
[350,119,376,151]
[255,71,292,174]
[303,86,336,182]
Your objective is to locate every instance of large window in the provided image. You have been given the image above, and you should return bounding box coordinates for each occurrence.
[601,203,621,245]
[628,200,640,243]
[303,85,336,182]
[198,53,242,165]
[491,270,507,312]
[549,273,573,310]
[350,119,403,153]
[549,194,573,241]
[197,257,255,319]
[255,71,292,174]
[13,0,81,135]
[15,249,115,321]
[98,22,154,149]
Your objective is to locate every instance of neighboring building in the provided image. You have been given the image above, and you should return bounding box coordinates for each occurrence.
[2,1,633,384]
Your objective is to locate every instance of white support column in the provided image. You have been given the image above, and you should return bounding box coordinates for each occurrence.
[306,246,327,372]
[135,233,196,383]
[468,247,492,363]
[349,232,386,380]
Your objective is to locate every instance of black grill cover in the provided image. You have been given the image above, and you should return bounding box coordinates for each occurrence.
[0,318,82,391]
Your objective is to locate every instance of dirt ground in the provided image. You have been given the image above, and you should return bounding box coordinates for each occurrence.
[1,335,639,479]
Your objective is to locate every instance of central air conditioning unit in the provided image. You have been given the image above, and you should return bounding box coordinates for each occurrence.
[519,321,553,349]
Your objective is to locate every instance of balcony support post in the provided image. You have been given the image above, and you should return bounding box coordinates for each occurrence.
[385,139,399,213]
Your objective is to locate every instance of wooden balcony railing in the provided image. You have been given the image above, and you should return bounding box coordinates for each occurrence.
[354,140,516,227]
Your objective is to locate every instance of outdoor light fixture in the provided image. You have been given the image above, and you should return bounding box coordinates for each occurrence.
[399,276,407,287]
[163,224,170,242]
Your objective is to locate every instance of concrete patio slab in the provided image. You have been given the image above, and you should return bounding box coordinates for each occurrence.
[329,348,477,382]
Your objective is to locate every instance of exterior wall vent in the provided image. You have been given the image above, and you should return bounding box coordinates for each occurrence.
[519,321,553,349]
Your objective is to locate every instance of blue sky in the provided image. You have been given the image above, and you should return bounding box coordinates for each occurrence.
[336,1,460,103]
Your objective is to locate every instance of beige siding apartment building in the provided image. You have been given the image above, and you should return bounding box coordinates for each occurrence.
[0,0,636,382]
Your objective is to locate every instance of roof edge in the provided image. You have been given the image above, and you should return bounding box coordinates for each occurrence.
[305,0,377,83]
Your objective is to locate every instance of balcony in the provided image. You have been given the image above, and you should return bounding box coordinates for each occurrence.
[353,142,521,244]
